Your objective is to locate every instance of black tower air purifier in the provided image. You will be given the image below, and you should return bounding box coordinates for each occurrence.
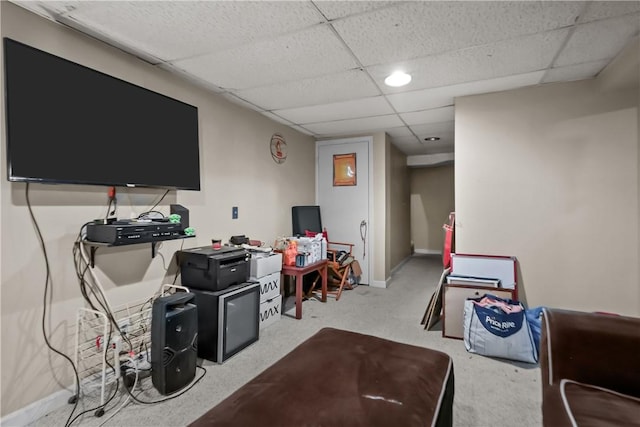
[151,292,198,395]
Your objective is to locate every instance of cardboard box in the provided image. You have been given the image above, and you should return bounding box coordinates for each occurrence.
[259,295,282,330]
[254,272,281,303]
[292,237,322,265]
[250,252,282,279]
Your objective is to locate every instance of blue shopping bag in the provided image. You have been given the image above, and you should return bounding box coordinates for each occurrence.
[463,294,538,364]
[525,306,545,355]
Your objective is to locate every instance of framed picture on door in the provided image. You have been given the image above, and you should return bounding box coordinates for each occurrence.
[333,153,357,186]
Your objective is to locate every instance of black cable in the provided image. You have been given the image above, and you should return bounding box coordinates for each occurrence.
[171,239,186,286]
[123,365,207,405]
[137,210,166,220]
[109,197,117,217]
[65,222,126,426]
[78,258,134,353]
[65,326,119,427]
[65,378,120,427]
[104,198,113,220]
[73,223,134,353]
[148,190,169,213]
[25,183,81,426]
[73,222,99,312]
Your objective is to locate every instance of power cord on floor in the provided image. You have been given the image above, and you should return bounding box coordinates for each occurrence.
[97,357,139,426]
[123,364,207,405]
[65,376,120,427]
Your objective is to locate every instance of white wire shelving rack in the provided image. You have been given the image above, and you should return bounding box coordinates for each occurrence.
[73,239,187,416]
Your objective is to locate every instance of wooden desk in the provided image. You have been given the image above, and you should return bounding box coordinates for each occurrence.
[281,259,328,319]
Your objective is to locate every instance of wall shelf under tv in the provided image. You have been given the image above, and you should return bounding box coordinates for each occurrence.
[83,235,195,267]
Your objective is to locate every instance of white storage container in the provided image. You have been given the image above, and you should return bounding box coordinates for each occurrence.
[254,271,280,303]
[259,295,282,330]
[250,252,282,279]
[309,241,321,264]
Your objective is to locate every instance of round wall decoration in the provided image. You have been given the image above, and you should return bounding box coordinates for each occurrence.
[270,133,287,164]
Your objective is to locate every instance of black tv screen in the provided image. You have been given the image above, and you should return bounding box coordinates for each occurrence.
[292,205,322,236]
[3,38,201,190]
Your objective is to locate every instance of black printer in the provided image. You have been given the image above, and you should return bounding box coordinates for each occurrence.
[178,245,250,292]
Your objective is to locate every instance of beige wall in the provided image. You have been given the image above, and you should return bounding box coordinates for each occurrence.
[371,131,388,286]
[455,42,639,315]
[388,141,411,271]
[410,165,455,254]
[596,36,640,314]
[1,3,315,416]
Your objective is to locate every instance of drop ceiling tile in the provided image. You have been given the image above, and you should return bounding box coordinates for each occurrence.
[542,60,610,83]
[313,1,399,20]
[394,140,427,156]
[157,62,225,93]
[369,29,568,94]
[333,1,583,66]
[173,25,358,90]
[386,71,545,113]
[555,13,640,67]
[220,92,264,112]
[409,121,455,137]
[61,1,324,61]
[385,126,415,139]
[579,1,640,23]
[391,135,421,150]
[418,143,456,156]
[12,0,88,17]
[261,111,295,127]
[401,145,433,156]
[273,96,393,124]
[416,131,455,146]
[400,106,455,126]
[234,69,380,111]
[303,114,404,135]
[390,134,419,144]
[290,125,315,136]
[407,135,455,155]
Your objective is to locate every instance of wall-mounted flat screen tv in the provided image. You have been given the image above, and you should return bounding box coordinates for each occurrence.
[3,37,201,190]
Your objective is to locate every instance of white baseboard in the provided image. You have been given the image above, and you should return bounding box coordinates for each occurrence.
[1,386,74,427]
[2,363,125,427]
[391,255,411,276]
[370,280,388,288]
[414,249,442,255]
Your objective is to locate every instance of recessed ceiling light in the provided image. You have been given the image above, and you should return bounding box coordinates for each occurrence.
[384,71,412,87]
[424,137,440,141]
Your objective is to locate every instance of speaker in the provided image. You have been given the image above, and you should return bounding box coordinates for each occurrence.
[151,292,198,395]
[170,204,189,230]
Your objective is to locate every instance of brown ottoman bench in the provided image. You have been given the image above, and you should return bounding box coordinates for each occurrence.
[189,327,454,427]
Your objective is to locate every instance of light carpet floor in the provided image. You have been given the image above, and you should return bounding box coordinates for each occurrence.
[31,254,542,427]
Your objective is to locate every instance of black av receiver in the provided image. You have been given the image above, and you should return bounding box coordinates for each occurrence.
[86,221,183,245]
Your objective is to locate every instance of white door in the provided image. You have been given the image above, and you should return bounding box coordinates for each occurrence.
[317,137,371,285]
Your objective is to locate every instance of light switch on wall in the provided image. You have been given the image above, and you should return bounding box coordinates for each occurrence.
[232,206,238,219]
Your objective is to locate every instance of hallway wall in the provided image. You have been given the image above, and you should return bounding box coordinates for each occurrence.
[410,165,455,254]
